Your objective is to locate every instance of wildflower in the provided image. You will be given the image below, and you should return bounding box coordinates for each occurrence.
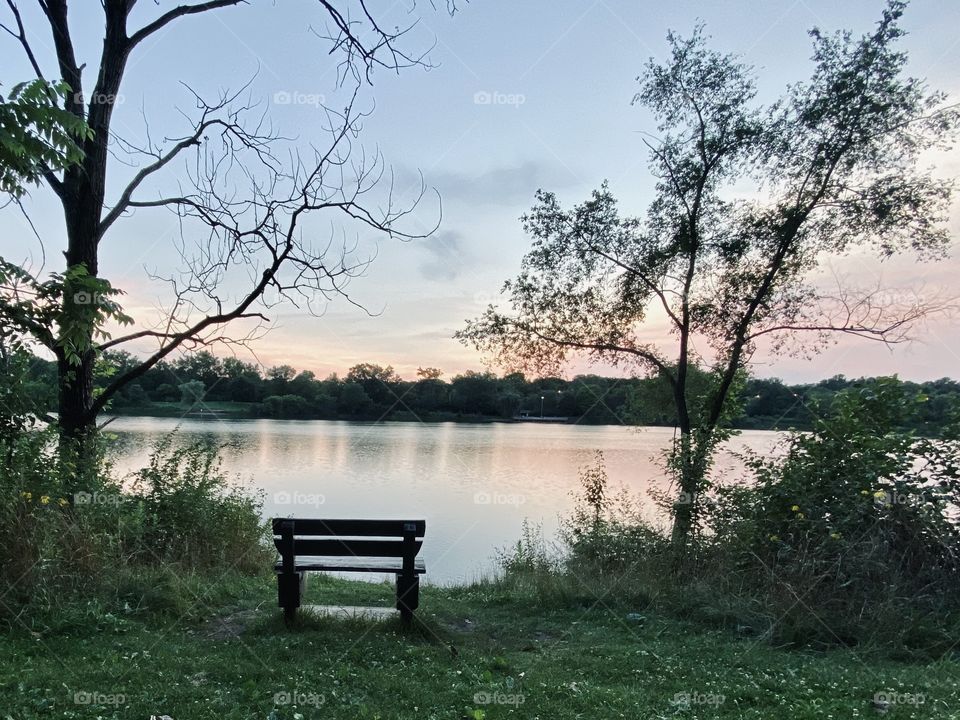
[796,512,805,520]
[768,534,780,542]
[19,491,32,501]
[791,505,800,512]
[873,490,887,500]
[40,495,50,505]
[58,498,69,507]
[860,489,870,495]
[830,532,842,540]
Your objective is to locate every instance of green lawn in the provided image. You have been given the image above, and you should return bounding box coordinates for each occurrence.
[1,574,957,719]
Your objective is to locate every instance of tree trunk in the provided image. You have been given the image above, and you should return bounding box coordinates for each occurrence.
[669,429,714,557]
[669,432,698,553]
[57,154,105,485]
[50,2,126,478]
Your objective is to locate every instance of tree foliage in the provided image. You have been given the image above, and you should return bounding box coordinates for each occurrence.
[459,1,959,550]
[0,79,90,197]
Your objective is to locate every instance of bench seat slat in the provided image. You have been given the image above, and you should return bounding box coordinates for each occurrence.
[276,538,422,557]
[274,557,426,574]
[271,518,425,536]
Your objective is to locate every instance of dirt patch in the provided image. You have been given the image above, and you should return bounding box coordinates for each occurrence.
[443,617,478,634]
[204,609,260,640]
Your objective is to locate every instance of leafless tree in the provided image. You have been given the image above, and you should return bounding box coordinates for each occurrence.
[0,0,455,464]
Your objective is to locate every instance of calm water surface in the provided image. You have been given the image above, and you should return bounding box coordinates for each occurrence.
[107,417,783,584]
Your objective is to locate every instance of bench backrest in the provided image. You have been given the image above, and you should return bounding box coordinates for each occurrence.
[272,518,425,574]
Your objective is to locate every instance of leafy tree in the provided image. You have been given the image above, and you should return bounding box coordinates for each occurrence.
[221,357,260,382]
[449,371,499,415]
[346,363,401,405]
[458,2,958,553]
[262,394,312,419]
[154,383,179,403]
[416,367,444,380]
[173,351,222,388]
[412,375,447,411]
[288,371,320,402]
[337,381,373,416]
[178,380,205,405]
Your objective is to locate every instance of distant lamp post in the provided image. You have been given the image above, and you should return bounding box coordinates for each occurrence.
[540,395,545,418]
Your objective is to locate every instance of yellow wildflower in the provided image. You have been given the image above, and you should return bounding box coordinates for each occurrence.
[791,505,800,512]
[19,491,32,501]
[860,490,870,495]
[768,535,780,542]
[830,532,842,540]
[40,495,50,505]
[58,498,69,507]
[796,512,805,520]
[873,490,887,499]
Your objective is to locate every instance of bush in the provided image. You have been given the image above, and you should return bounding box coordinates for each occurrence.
[0,428,118,611]
[0,429,270,624]
[705,378,960,651]
[126,434,271,573]
[495,452,660,609]
[561,451,669,579]
[493,520,574,605]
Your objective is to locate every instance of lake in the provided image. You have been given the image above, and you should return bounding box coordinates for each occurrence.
[107,417,783,584]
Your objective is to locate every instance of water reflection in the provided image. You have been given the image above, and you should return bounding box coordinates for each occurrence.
[106,417,782,584]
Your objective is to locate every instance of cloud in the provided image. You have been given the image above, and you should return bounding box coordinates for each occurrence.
[417,230,470,281]
[410,160,580,207]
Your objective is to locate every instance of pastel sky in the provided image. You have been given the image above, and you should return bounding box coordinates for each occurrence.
[4,0,960,382]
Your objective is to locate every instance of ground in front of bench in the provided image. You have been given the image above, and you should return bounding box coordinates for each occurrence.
[302,604,399,620]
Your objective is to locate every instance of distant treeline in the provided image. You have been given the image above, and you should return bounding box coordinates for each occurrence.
[20,350,960,432]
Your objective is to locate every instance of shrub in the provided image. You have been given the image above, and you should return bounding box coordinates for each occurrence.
[0,428,117,610]
[0,429,270,624]
[126,434,271,573]
[561,451,669,579]
[705,377,960,651]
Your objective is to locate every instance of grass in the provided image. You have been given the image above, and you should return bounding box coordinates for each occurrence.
[1,573,958,719]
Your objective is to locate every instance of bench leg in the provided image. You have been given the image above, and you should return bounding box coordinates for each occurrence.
[396,573,419,624]
[278,571,304,624]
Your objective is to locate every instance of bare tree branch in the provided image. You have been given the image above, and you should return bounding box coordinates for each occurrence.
[1,0,45,79]
[127,0,246,50]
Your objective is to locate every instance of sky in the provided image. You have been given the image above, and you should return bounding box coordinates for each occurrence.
[3,0,960,383]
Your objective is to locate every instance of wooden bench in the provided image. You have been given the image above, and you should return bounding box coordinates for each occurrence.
[272,518,426,623]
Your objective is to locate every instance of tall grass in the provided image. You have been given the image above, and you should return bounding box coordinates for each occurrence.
[0,429,271,626]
